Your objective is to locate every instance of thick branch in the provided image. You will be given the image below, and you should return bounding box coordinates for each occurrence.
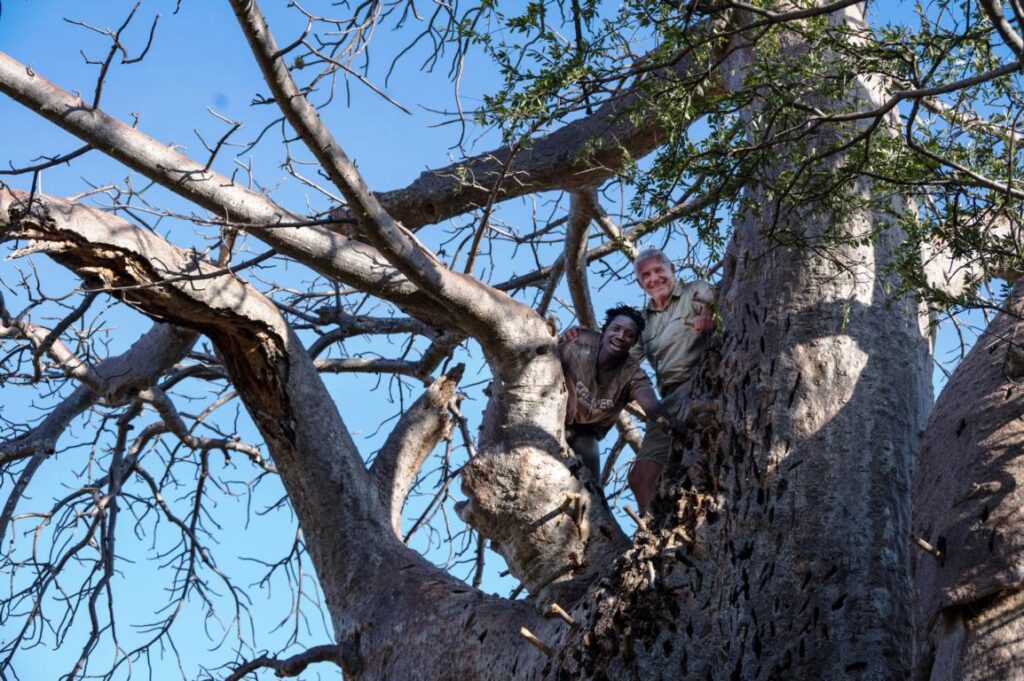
[565,190,598,329]
[232,6,621,595]
[376,37,725,229]
[921,96,1024,145]
[1,187,552,681]
[370,364,464,535]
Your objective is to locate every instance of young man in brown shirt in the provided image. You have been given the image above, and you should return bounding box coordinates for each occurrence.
[558,305,684,482]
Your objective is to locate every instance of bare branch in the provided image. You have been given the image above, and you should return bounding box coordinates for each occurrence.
[0,310,102,389]
[0,50,447,323]
[980,0,1024,62]
[370,364,463,534]
[565,190,598,329]
[224,642,356,681]
[376,34,726,229]
[228,0,532,341]
[0,143,92,176]
[0,187,386,553]
[0,322,197,465]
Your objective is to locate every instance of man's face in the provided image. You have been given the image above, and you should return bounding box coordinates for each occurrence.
[635,257,675,305]
[601,315,639,359]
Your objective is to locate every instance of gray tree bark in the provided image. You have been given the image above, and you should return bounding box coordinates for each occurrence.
[914,279,1024,681]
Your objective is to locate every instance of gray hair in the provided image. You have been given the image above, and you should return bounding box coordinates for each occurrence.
[633,247,673,270]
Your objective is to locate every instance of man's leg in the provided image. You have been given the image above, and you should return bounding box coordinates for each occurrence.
[632,382,687,512]
[568,433,601,480]
[628,460,664,513]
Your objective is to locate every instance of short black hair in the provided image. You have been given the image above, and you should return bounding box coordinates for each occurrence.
[601,304,645,337]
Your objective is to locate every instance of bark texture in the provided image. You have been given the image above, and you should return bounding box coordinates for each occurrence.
[913,280,1024,681]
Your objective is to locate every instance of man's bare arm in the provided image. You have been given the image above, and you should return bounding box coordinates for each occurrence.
[633,388,685,434]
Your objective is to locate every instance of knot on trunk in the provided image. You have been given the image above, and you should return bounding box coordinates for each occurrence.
[458,446,626,604]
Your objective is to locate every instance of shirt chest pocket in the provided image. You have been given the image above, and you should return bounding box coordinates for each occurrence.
[660,304,693,342]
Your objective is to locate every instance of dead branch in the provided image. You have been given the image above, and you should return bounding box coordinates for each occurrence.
[224,643,357,681]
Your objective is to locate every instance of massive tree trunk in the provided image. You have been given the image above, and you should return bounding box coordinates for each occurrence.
[913,279,1024,681]
[545,6,933,679]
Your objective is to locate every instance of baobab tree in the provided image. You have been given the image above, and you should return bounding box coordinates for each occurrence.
[0,1,1022,680]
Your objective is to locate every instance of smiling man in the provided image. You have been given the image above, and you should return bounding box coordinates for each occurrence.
[558,305,683,483]
[629,247,716,512]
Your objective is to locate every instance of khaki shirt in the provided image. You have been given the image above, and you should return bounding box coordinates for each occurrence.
[631,280,713,394]
[558,329,654,438]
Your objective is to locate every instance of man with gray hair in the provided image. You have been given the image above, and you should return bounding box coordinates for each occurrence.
[628,247,716,512]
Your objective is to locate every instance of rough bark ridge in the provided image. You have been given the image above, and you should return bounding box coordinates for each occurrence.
[914,280,1024,681]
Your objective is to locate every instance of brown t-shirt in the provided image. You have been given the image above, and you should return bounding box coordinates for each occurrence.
[558,329,655,438]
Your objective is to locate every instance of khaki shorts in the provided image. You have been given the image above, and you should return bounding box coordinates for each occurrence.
[636,381,689,465]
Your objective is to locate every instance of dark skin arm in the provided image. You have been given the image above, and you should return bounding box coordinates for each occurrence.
[633,387,685,435]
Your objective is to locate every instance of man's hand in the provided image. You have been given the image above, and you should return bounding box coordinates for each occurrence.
[654,414,687,437]
[559,325,581,345]
[686,291,716,334]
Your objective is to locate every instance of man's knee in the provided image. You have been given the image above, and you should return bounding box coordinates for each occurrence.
[629,460,662,484]
[628,460,664,510]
